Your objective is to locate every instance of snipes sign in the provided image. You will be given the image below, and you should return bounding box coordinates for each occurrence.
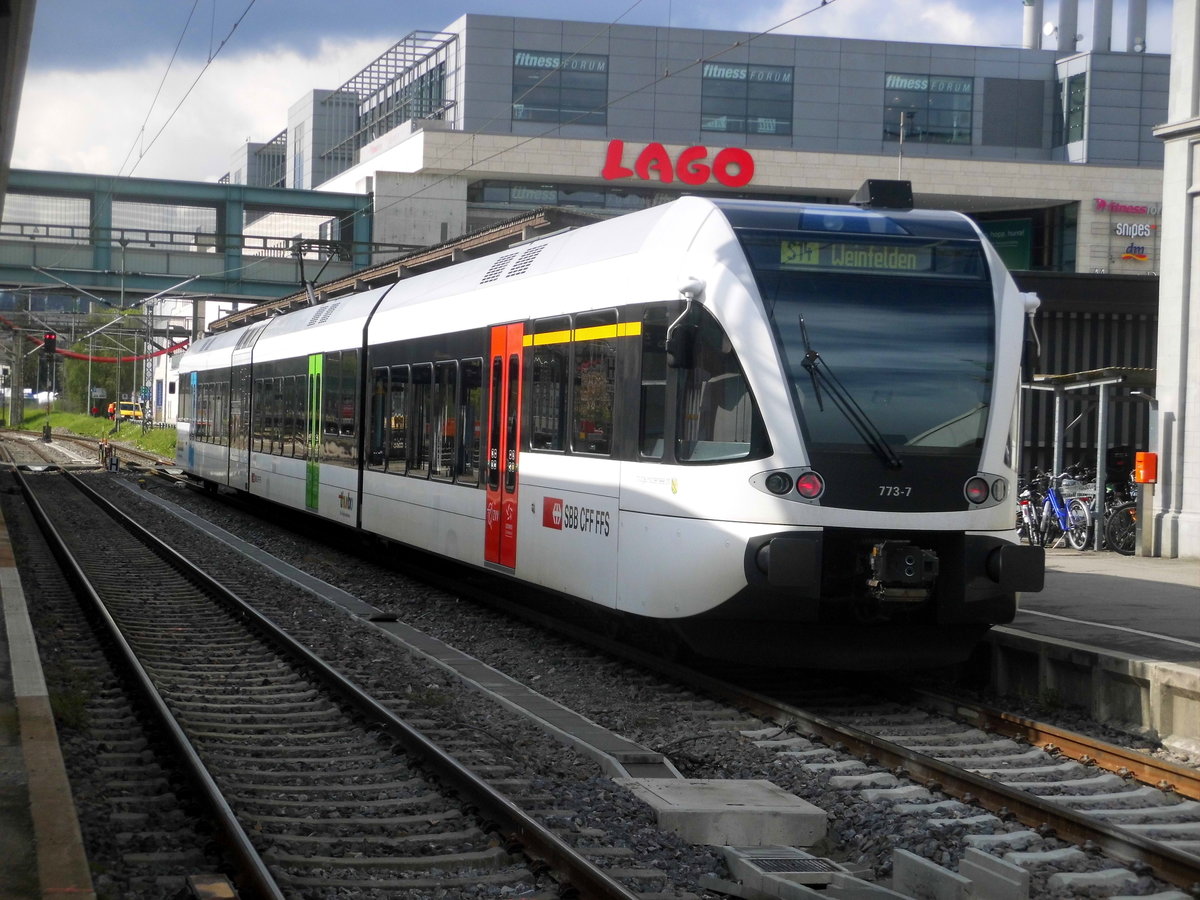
[601,139,755,187]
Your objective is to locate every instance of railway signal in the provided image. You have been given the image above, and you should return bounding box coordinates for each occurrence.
[42,332,57,355]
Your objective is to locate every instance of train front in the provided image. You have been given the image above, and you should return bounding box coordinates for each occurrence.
[679,199,1044,669]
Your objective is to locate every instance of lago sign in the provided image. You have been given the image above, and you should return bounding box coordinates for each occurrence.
[601,140,755,187]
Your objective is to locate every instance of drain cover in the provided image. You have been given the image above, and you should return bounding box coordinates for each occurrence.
[754,857,842,873]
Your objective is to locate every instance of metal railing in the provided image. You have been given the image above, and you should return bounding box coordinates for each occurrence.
[0,222,414,261]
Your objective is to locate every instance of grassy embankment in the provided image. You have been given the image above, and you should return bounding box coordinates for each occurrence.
[19,409,177,459]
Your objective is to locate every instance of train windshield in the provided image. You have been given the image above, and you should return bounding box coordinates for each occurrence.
[739,230,994,460]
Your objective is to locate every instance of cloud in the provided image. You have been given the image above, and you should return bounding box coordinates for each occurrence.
[13,37,383,182]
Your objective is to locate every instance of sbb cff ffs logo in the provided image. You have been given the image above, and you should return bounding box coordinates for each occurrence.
[542,497,612,536]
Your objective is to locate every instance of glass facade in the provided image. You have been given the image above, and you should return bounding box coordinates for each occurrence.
[512,50,608,125]
[701,63,793,136]
[1053,72,1087,145]
[883,73,974,145]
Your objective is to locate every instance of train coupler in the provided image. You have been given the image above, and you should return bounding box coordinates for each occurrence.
[866,540,938,603]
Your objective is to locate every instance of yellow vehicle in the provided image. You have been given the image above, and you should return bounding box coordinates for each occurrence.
[117,401,144,421]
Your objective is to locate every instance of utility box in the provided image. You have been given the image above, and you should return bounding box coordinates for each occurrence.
[1135,451,1158,484]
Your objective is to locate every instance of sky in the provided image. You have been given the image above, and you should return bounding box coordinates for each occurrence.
[12,0,1173,184]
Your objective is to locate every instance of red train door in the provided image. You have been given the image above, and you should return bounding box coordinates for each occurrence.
[485,323,524,568]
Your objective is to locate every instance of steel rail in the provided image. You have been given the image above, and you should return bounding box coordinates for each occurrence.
[60,470,642,900]
[647,656,1200,890]
[912,689,1200,801]
[419,580,1200,891]
[16,467,287,900]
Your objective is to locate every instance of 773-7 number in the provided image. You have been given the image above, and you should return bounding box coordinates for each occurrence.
[879,485,913,497]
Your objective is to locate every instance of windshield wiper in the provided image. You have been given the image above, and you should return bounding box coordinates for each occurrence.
[799,316,902,469]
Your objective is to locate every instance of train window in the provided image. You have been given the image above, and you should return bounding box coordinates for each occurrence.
[388,366,409,471]
[572,310,616,455]
[291,375,306,459]
[230,370,248,452]
[369,367,389,468]
[460,358,483,485]
[251,378,264,451]
[529,316,569,451]
[271,378,285,455]
[282,376,295,458]
[409,363,433,478]
[323,352,342,436]
[263,377,274,453]
[339,350,357,437]
[216,379,229,446]
[639,307,670,459]
[266,377,278,454]
[488,356,502,490]
[506,354,520,492]
[322,350,358,439]
[432,361,458,480]
[676,308,769,463]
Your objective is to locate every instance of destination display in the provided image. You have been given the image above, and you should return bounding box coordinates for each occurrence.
[777,238,984,277]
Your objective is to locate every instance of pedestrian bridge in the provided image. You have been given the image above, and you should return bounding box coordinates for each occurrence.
[0,169,409,310]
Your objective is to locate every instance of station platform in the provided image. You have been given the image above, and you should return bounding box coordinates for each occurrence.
[1009,548,1198,663]
[982,547,1200,756]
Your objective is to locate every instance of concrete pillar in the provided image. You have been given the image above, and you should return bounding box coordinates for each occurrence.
[1059,0,1080,53]
[1151,0,1200,558]
[1023,0,1045,50]
[1127,0,1149,52]
[1092,0,1113,52]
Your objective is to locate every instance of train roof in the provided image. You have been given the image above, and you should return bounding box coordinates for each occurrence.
[708,197,980,240]
[183,195,989,367]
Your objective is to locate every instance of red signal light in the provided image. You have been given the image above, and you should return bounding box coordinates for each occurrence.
[795,471,825,499]
[965,476,990,504]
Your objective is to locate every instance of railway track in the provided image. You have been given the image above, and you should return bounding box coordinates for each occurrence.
[26,462,1200,897]
[0,427,169,471]
[479,591,1200,893]
[13,467,647,899]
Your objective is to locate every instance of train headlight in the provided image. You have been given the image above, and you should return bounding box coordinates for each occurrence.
[795,471,824,500]
[764,472,793,495]
[991,478,1008,502]
[964,476,990,504]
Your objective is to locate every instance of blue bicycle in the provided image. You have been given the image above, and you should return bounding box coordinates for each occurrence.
[1019,471,1092,550]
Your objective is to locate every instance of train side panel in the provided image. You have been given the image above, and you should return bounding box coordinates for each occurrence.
[358,469,486,565]
[512,454,620,608]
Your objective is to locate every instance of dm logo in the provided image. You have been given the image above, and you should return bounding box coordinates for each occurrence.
[1120,242,1149,261]
[542,497,563,529]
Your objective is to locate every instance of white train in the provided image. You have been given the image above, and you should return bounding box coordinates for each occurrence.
[177,195,1044,669]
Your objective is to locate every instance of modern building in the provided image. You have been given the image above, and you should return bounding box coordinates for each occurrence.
[226,4,1166,281]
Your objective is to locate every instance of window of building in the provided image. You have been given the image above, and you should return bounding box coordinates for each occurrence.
[1052,73,1088,147]
[701,63,793,136]
[512,50,608,125]
[883,73,973,145]
[292,120,306,189]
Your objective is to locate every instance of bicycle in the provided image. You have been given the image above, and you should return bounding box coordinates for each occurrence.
[1019,471,1091,550]
[1105,501,1137,556]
